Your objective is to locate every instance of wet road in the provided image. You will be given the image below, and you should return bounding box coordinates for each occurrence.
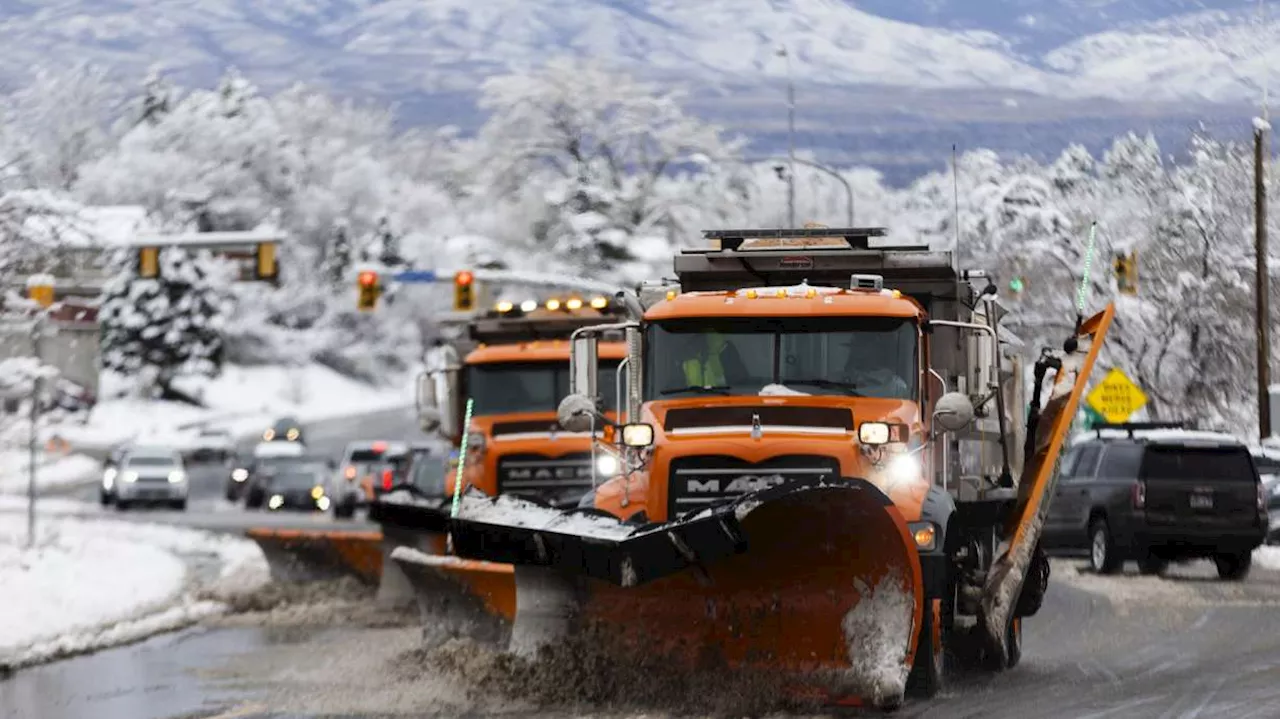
[6,558,1280,719]
[58,406,425,533]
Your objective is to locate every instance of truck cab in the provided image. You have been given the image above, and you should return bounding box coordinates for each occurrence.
[418,295,630,508]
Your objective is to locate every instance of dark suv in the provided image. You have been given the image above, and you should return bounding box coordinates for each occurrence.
[1043,423,1266,580]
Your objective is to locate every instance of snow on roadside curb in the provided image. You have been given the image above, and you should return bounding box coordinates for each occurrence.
[0,512,268,672]
[1255,546,1280,571]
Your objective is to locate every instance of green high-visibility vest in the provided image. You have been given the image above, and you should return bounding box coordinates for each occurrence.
[683,352,726,387]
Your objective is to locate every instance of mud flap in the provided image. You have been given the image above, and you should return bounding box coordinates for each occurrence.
[977,304,1114,666]
[245,528,383,585]
[447,477,924,709]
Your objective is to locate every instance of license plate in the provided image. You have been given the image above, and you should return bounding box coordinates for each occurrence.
[1189,493,1214,509]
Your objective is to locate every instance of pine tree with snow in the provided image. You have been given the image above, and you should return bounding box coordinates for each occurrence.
[138,67,174,127]
[325,222,352,286]
[98,248,228,398]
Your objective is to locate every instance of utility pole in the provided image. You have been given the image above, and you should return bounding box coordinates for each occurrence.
[776,45,796,228]
[1256,119,1271,441]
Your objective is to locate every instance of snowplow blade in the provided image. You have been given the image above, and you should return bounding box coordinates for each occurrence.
[370,489,517,642]
[448,477,924,709]
[245,528,383,585]
[390,547,517,645]
[978,303,1115,665]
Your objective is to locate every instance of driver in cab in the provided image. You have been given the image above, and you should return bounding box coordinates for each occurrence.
[681,332,748,388]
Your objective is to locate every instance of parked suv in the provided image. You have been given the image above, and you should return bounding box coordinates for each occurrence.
[1043,423,1266,580]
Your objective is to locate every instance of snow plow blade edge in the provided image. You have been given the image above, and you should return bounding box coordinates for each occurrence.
[244,528,383,585]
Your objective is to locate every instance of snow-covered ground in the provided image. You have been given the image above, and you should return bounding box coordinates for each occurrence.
[0,452,101,494]
[0,509,267,670]
[43,362,414,457]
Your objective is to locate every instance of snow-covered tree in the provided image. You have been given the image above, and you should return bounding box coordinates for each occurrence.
[0,190,95,286]
[461,56,745,279]
[137,67,175,127]
[324,222,353,286]
[98,248,229,398]
[2,63,125,190]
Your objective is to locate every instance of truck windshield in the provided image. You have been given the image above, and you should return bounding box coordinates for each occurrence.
[468,360,622,416]
[644,317,917,400]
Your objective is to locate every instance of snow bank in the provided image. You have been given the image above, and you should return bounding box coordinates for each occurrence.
[1254,546,1280,571]
[46,362,413,456]
[0,511,267,670]
[0,452,100,494]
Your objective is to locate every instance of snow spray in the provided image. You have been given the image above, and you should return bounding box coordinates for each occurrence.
[447,397,475,554]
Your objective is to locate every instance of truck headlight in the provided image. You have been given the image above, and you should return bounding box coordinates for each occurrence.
[859,422,891,445]
[168,471,186,484]
[887,453,921,483]
[268,494,284,509]
[621,423,654,447]
[595,453,619,477]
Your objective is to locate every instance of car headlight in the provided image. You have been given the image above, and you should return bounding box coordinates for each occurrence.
[102,467,117,489]
[286,428,299,441]
[594,453,620,477]
[263,429,276,441]
[121,471,139,483]
[268,494,284,509]
[168,471,186,484]
[311,485,325,500]
[317,496,331,511]
[232,468,248,482]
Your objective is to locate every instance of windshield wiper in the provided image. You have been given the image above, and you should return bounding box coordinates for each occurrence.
[659,385,732,396]
[782,378,864,396]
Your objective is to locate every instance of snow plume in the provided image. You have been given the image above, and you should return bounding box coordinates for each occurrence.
[839,570,915,708]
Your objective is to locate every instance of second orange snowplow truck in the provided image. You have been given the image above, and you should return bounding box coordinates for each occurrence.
[434,228,1115,710]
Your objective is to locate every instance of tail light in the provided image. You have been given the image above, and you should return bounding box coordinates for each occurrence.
[381,469,393,491]
[1132,480,1146,510]
[344,465,356,480]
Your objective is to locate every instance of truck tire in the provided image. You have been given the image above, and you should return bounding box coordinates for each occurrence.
[906,598,946,698]
[1089,517,1122,575]
[1214,551,1252,581]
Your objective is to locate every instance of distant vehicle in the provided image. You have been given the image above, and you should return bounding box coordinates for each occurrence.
[1252,447,1280,544]
[332,440,407,519]
[106,446,189,511]
[240,441,308,507]
[255,461,334,513]
[399,442,450,498]
[1044,423,1266,580]
[262,415,305,444]
[187,426,235,463]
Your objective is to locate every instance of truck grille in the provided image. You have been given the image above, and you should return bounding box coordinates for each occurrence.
[496,453,595,506]
[667,454,842,518]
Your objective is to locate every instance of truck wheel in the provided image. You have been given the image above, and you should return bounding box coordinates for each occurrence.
[1089,518,1122,575]
[906,598,946,698]
[1138,555,1168,576]
[1214,551,1252,581]
[979,616,1022,671]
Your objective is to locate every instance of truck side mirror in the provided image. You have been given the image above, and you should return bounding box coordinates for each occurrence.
[570,335,599,401]
[933,392,975,434]
[416,371,441,432]
[436,368,463,440]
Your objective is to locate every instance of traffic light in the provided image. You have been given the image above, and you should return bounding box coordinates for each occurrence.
[138,247,159,278]
[255,241,277,282]
[1114,251,1138,295]
[454,270,475,311]
[1009,276,1025,294]
[357,270,381,312]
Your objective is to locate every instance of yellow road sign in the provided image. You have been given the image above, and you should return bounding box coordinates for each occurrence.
[1086,367,1148,423]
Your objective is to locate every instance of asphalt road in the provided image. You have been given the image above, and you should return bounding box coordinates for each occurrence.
[6,557,1280,719]
[61,406,425,533]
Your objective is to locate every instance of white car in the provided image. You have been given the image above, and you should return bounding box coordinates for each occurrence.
[105,446,189,511]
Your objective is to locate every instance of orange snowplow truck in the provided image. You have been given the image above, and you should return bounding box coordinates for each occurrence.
[415,297,629,508]
[433,228,1114,710]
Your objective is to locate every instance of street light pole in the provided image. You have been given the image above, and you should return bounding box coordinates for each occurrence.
[777,45,796,228]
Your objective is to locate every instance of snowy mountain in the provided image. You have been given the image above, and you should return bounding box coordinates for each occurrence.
[0,0,1272,102]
